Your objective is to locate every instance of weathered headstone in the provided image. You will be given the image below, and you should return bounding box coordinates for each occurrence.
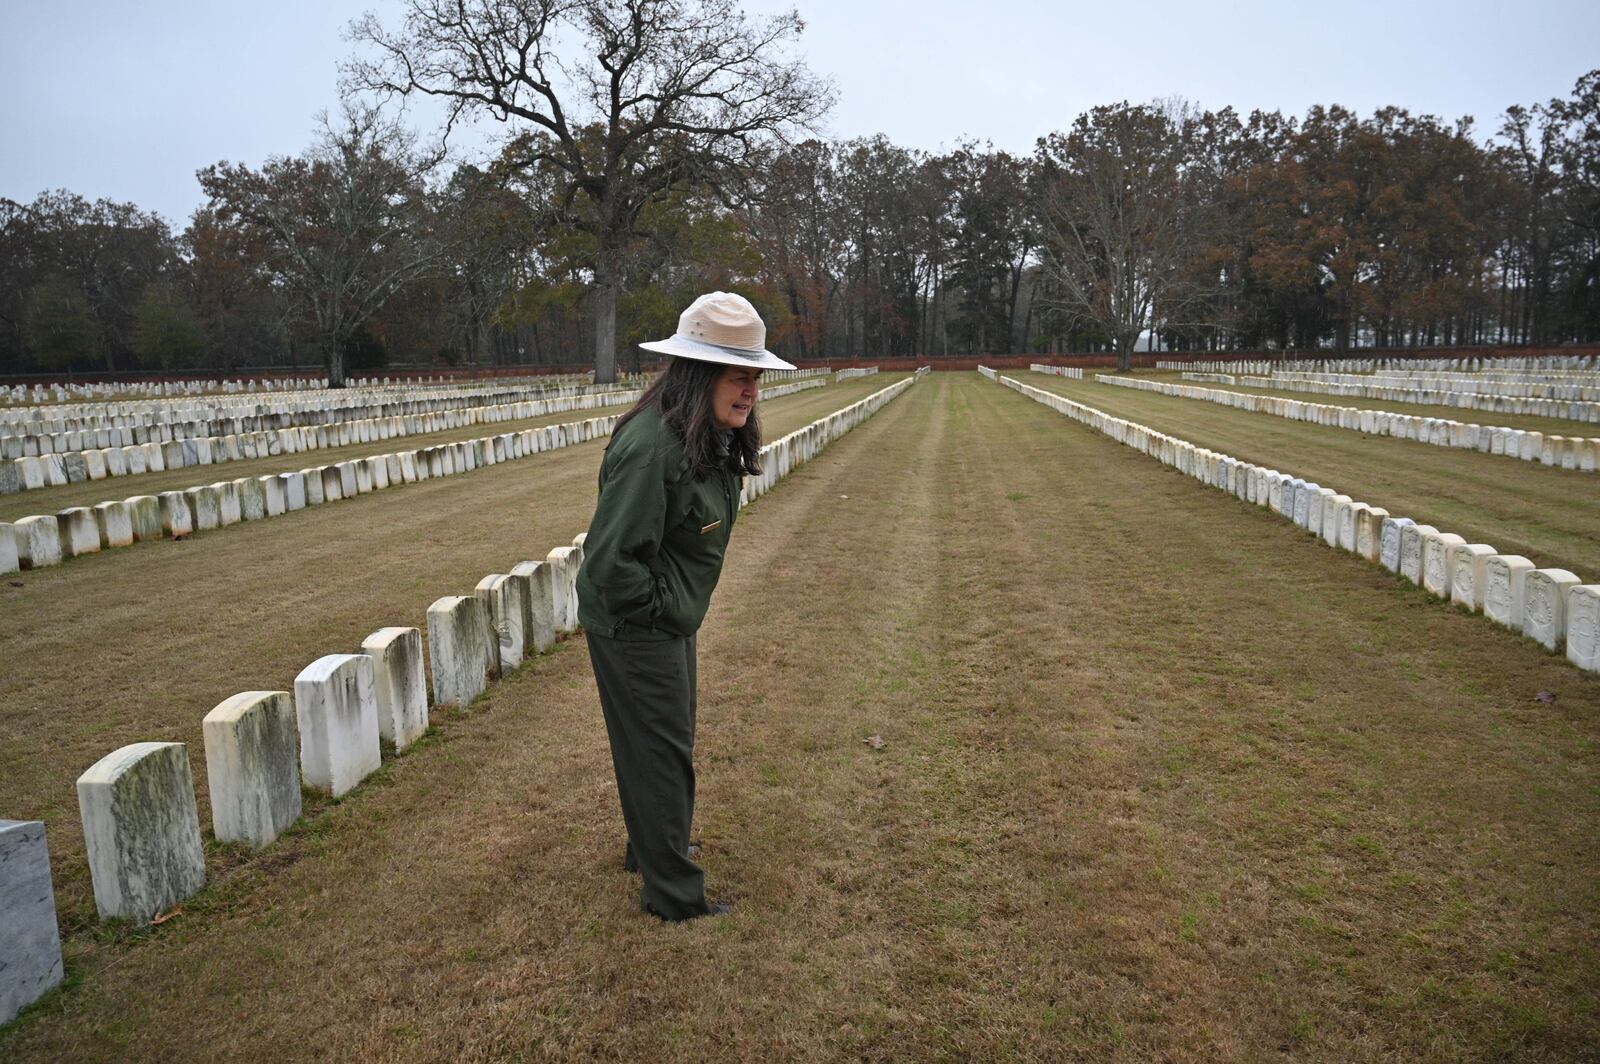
[509,560,558,653]
[547,546,579,633]
[1322,495,1351,548]
[1422,532,1465,598]
[279,471,307,511]
[124,495,162,541]
[55,507,100,557]
[319,466,343,502]
[1355,507,1389,563]
[1447,544,1498,612]
[0,522,17,575]
[293,654,381,797]
[1483,555,1536,629]
[15,515,62,569]
[92,501,135,549]
[158,491,193,537]
[202,691,301,849]
[184,485,221,531]
[0,819,64,1025]
[76,742,207,922]
[475,573,527,673]
[360,627,429,750]
[215,481,242,525]
[1399,523,1437,585]
[426,595,498,708]
[1522,569,1582,651]
[1565,586,1600,672]
[234,477,267,521]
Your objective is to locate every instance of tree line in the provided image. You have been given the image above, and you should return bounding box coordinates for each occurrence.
[0,0,1595,382]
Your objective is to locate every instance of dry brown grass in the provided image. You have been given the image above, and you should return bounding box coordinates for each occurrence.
[2,373,1595,1061]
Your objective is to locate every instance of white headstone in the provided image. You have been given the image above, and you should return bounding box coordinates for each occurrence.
[1322,495,1351,547]
[0,523,17,575]
[293,654,381,797]
[159,491,193,536]
[1483,555,1536,629]
[360,627,429,750]
[77,742,207,922]
[1399,524,1437,585]
[124,495,162,541]
[1356,507,1388,563]
[1565,586,1600,672]
[426,595,498,708]
[0,820,64,1024]
[546,546,579,633]
[55,507,100,557]
[475,574,527,673]
[1447,544,1498,612]
[509,560,557,653]
[15,514,62,569]
[202,691,302,849]
[1523,569,1582,651]
[1421,532,1465,598]
[184,485,221,530]
[93,501,134,548]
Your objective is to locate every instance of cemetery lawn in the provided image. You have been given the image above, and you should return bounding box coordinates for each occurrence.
[0,374,905,931]
[3,373,1596,1060]
[1026,371,1600,579]
[1144,369,1600,439]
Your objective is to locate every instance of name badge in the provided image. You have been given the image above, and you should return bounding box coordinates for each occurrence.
[700,520,722,534]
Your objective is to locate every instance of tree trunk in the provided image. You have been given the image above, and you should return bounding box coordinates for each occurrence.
[1117,335,1134,373]
[592,268,619,384]
[326,336,347,388]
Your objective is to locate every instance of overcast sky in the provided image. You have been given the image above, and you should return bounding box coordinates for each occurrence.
[3,0,1595,227]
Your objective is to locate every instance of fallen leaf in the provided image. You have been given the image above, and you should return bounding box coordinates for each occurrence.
[8,581,21,588]
[1534,691,1556,704]
[149,905,184,925]
[839,494,849,499]
[863,734,885,750]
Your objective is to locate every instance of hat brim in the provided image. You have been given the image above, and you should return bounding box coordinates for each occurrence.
[639,335,796,371]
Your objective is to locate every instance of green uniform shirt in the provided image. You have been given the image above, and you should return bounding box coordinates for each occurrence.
[577,408,742,641]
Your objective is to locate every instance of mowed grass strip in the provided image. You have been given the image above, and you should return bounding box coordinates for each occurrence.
[3,374,1595,1060]
[0,374,902,931]
[1144,368,1600,439]
[1026,371,1600,578]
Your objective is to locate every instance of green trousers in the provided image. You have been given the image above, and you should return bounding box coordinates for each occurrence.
[588,631,710,920]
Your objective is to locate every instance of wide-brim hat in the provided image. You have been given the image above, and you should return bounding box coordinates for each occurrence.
[639,291,796,370]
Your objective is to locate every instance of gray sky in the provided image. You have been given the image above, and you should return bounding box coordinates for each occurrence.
[3,0,1596,227]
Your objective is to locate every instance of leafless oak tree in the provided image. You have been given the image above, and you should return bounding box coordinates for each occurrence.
[198,103,446,386]
[346,0,831,382]
[1036,100,1220,371]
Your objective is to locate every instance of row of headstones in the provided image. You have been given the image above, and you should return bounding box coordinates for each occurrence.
[1029,364,1084,379]
[0,373,925,1026]
[1271,370,1600,402]
[738,373,923,504]
[0,370,620,426]
[1101,374,1600,473]
[834,366,881,382]
[0,383,643,466]
[1,377,325,407]
[1156,356,1600,376]
[1230,373,1600,425]
[0,376,643,443]
[0,540,584,1027]
[991,372,1600,674]
[1,413,620,574]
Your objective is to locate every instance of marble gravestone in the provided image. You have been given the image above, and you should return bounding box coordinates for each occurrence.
[158,491,193,537]
[1399,524,1437,585]
[1448,544,1498,612]
[426,595,498,709]
[1483,556,1536,629]
[77,742,207,922]
[361,627,429,750]
[1356,507,1389,563]
[0,522,17,575]
[294,655,381,797]
[1421,532,1466,598]
[203,691,302,849]
[124,495,162,541]
[1565,586,1600,672]
[55,507,100,557]
[475,574,528,673]
[1522,569,1582,651]
[510,560,558,654]
[15,514,62,569]
[93,501,134,549]
[0,820,64,1024]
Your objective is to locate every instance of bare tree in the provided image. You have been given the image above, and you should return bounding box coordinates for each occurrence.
[1035,100,1220,371]
[346,0,831,382]
[198,102,446,386]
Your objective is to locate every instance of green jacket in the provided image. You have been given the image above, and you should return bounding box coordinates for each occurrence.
[577,407,742,641]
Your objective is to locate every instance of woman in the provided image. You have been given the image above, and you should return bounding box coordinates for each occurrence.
[577,292,794,921]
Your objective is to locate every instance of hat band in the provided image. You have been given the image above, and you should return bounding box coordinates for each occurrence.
[674,333,767,359]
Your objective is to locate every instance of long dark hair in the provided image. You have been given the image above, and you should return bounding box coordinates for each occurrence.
[614,357,763,477]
